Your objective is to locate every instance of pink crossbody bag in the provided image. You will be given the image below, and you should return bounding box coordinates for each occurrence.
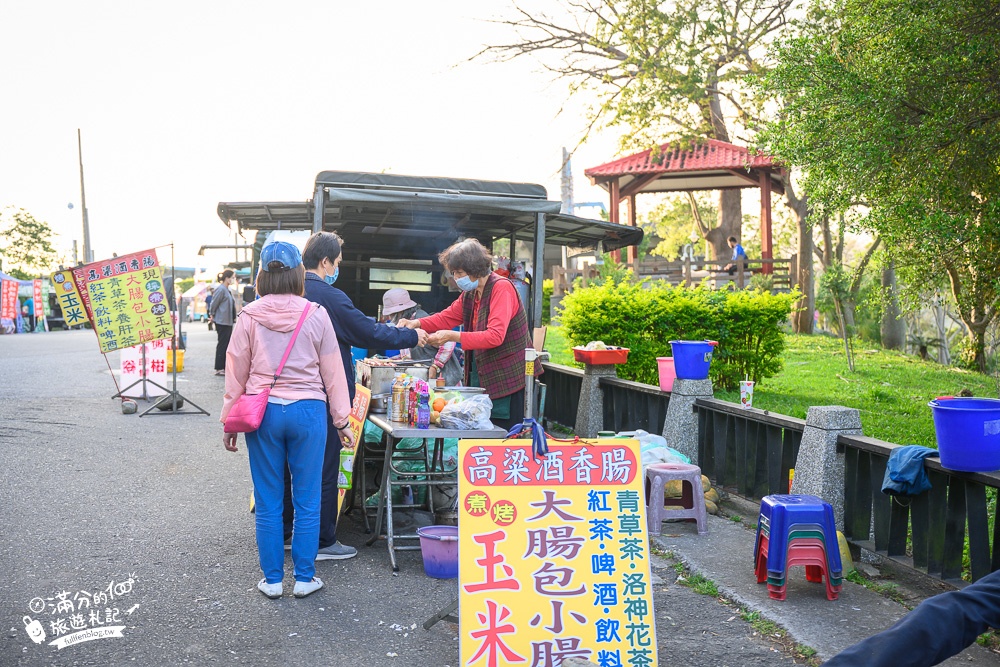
[224,305,312,434]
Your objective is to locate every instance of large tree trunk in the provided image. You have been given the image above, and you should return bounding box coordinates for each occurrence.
[933,295,951,365]
[706,189,743,260]
[967,325,988,372]
[782,177,814,334]
[793,216,815,333]
[880,263,906,350]
[842,301,857,335]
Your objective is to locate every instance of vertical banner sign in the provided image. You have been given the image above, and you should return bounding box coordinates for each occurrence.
[54,249,174,353]
[0,279,18,320]
[50,270,89,328]
[458,438,658,667]
[32,279,44,316]
[348,384,372,448]
[119,340,168,398]
[337,384,373,516]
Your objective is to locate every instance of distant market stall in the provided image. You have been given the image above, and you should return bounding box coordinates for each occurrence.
[0,271,46,334]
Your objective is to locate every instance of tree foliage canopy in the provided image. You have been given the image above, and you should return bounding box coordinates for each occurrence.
[484,0,797,147]
[757,0,1000,368]
[0,208,58,279]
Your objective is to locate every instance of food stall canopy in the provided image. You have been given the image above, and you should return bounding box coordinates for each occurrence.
[218,171,643,253]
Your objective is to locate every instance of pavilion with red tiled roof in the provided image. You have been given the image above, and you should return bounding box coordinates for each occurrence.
[585,139,785,270]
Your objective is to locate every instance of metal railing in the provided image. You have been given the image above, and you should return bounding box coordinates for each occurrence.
[599,376,670,434]
[539,362,584,431]
[840,434,1000,584]
[694,398,805,502]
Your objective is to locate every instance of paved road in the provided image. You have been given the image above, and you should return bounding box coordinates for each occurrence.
[1,327,803,666]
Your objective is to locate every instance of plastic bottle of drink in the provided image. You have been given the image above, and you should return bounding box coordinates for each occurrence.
[408,382,417,425]
[391,374,406,422]
[338,448,354,489]
[416,388,431,429]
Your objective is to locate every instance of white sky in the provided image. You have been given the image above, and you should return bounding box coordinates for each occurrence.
[0,0,621,274]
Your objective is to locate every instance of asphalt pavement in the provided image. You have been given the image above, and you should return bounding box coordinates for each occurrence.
[3,326,997,667]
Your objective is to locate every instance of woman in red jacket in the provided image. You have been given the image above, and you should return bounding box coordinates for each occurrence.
[398,239,540,431]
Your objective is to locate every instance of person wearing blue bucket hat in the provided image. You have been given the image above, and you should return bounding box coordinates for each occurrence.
[221,239,354,600]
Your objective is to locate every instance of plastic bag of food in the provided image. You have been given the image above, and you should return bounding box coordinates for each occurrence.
[439,394,495,430]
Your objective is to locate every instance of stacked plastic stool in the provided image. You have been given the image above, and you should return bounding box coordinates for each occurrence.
[754,494,843,600]
[645,462,708,536]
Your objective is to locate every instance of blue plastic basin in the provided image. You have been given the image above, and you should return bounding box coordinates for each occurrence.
[928,397,1000,472]
[669,340,717,380]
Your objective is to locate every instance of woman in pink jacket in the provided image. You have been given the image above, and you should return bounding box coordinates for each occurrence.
[221,241,354,600]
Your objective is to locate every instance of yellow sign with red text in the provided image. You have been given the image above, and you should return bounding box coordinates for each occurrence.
[50,249,173,353]
[458,438,658,667]
[348,384,372,449]
[337,384,372,516]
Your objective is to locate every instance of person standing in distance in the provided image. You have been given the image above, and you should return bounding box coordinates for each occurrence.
[208,270,236,375]
[282,231,427,561]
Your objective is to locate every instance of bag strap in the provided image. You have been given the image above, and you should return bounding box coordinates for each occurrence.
[270,304,312,389]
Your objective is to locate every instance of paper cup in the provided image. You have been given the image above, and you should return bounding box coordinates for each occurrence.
[740,381,755,409]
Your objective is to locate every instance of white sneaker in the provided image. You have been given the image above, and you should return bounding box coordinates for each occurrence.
[257,579,282,599]
[293,577,324,598]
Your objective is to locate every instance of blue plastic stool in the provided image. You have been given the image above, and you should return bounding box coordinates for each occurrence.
[755,495,842,578]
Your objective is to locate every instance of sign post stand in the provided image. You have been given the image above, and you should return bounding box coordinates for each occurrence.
[139,244,208,417]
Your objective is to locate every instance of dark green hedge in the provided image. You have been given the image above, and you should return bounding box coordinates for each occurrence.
[559,279,799,390]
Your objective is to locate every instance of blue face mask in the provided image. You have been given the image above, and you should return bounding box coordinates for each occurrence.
[324,267,339,285]
[455,275,478,292]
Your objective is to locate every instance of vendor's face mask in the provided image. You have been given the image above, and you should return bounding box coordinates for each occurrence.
[455,275,478,292]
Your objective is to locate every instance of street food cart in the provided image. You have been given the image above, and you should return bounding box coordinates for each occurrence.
[217,170,643,568]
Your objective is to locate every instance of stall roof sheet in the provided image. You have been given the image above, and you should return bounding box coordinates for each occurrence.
[218,171,643,252]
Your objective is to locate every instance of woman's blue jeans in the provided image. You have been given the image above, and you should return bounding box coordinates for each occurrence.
[246,400,326,583]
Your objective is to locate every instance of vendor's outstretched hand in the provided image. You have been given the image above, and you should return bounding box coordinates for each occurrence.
[396,318,420,329]
[416,328,429,346]
[427,330,458,347]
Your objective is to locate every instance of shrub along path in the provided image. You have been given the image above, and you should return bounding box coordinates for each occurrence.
[547,329,996,446]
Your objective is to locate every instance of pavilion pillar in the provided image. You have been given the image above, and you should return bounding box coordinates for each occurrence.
[609,178,620,224]
[626,194,638,266]
[609,178,622,262]
[759,170,773,275]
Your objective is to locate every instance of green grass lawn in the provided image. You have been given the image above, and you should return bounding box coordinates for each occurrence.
[545,327,998,446]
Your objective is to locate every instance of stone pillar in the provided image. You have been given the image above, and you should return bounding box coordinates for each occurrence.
[574,363,617,438]
[662,379,713,464]
[791,405,862,530]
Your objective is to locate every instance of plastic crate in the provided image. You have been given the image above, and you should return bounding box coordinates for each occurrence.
[572,346,629,365]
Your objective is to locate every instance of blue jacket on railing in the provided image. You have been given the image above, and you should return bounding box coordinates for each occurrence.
[304,273,418,402]
[881,445,939,497]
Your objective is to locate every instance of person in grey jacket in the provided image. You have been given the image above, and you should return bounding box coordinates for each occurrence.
[208,269,236,375]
